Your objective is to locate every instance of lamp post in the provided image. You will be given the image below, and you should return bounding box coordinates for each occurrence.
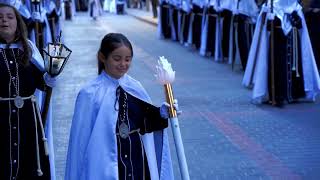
[41,31,72,124]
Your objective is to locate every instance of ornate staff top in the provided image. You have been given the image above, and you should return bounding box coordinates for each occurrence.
[155,56,176,85]
[155,56,190,180]
[155,56,177,117]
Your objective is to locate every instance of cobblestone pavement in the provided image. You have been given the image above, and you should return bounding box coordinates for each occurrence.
[52,12,320,180]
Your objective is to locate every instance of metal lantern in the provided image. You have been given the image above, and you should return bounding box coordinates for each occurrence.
[42,39,72,77]
[41,31,72,124]
[31,0,41,9]
[31,0,40,2]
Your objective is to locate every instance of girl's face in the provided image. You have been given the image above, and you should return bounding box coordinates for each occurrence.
[0,6,17,43]
[103,45,132,79]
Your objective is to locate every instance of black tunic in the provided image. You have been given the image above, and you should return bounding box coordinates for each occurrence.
[204,7,217,57]
[192,4,204,50]
[116,87,168,180]
[267,16,305,105]
[235,14,254,70]
[160,2,172,39]
[0,46,51,180]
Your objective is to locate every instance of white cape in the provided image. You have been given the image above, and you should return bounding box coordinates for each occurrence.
[65,71,174,180]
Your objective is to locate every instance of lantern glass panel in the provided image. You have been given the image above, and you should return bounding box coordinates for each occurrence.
[48,43,71,58]
[52,57,64,75]
[43,43,72,76]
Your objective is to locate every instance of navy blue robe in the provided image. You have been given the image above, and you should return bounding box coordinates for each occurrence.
[116,87,168,180]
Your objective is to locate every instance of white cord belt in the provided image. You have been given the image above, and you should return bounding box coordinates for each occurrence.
[0,95,48,176]
[116,128,140,136]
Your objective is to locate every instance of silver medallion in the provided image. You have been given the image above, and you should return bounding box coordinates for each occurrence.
[119,122,129,139]
[14,96,24,108]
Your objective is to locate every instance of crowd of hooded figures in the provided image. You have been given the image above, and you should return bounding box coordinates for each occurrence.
[1,0,320,180]
[78,0,159,19]
[159,0,320,106]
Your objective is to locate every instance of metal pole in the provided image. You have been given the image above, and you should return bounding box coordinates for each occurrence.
[270,0,276,105]
[32,0,44,57]
[41,87,52,126]
[215,0,222,61]
[164,84,190,180]
[231,0,241,70]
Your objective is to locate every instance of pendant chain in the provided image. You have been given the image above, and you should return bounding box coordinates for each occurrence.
[117,88,130,139]
[120,91,128,123]
[1,48,20,96]
[1,48,21,179]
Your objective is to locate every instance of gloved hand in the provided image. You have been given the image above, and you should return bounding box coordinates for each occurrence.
[289,11,302,28]
[160,99,182,119]
[43,73,57,88]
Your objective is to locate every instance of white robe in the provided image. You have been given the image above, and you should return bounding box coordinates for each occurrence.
[65,71,174,180]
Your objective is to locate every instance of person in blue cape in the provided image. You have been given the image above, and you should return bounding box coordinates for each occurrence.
[65,33,176,180]
[0,2,56,179]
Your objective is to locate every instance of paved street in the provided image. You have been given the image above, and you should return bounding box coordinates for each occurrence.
[52,12,320,180]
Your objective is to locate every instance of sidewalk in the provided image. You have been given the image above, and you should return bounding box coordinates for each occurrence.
[125,7,158,26]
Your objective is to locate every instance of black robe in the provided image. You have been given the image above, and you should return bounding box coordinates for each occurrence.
[234,14,254,70]
[267,15,305,105]
[0,46,50,179]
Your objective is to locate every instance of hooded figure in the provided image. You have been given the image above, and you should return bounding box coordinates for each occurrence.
[242,0,320,105]
[88,0,103,20]
[304,0,320,71]
[226,0,259,70]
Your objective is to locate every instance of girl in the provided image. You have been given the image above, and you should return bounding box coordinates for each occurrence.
[65,33,176,180]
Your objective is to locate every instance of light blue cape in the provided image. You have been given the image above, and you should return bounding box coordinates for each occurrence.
[65,71,174,180]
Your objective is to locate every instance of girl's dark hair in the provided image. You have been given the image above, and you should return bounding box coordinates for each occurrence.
[98,33,133,74]
[0,3,31,66]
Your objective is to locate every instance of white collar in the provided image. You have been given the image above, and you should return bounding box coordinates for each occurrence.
[0,42,24,50]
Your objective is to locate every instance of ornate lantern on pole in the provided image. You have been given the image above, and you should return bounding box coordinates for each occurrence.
[41,31,72,123]
[31,0,41,11]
